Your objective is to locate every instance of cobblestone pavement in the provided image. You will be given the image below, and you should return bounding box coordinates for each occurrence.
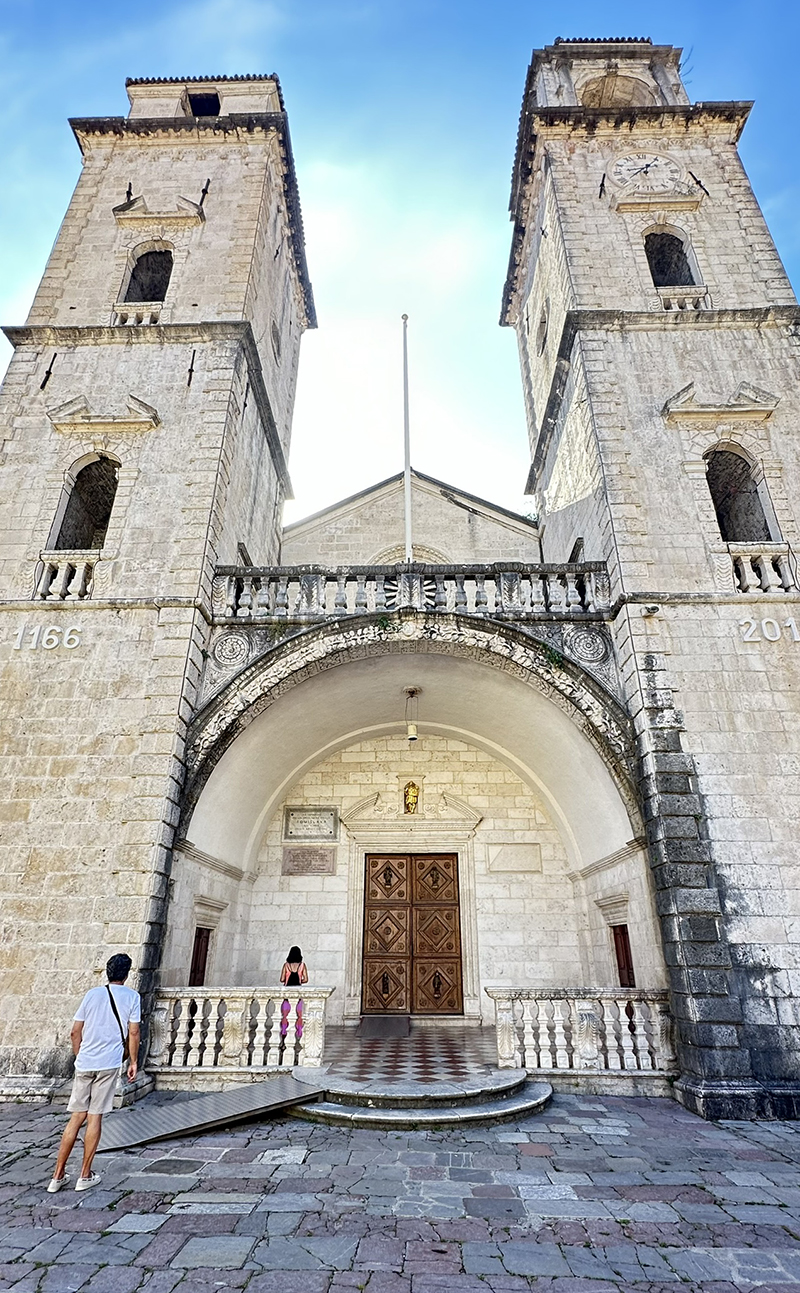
[2,1092,800,1291]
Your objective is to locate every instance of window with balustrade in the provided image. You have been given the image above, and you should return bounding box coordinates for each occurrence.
[704,447,778,544]
[51,455,119,551]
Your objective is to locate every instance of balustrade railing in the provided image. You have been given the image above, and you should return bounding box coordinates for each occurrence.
[728,543,798,594]
[484,988,676,1075]
[657,285,709,312]
[215,562,611,622]
[148,986,334,1072]
[112,301,163,326]
[34,550,99,601]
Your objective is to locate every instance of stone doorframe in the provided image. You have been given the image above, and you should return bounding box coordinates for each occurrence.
[340,796,484,1025]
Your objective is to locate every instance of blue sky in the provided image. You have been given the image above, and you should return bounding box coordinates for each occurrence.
[1,0,798,520]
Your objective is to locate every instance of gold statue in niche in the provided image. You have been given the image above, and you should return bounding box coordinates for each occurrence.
[403,781,420,814]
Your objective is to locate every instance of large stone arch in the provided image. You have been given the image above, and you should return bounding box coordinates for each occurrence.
[178,610,641,874]
[182,613,640,863]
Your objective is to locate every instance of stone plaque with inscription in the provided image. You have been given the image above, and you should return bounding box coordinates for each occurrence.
[282,846,337,876]
[283,805,339,841]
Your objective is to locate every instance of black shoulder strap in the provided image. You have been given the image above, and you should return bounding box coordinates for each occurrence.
[105,984,126,1047]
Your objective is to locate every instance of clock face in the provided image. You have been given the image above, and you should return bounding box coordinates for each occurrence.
[610,152,683,192]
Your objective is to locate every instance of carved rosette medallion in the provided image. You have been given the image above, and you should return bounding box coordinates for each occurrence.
[562,625,610,667]
[213,632,250,669]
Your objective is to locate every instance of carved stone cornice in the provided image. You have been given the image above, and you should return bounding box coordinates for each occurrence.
[662,381,779,426]
[47,393,161,435]
[174,838,245,882]
[112,194,205,227]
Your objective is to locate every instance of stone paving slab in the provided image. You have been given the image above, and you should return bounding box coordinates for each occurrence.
[0,1093,799,1289]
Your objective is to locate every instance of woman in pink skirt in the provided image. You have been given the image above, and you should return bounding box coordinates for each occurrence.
[280,945,308,1047]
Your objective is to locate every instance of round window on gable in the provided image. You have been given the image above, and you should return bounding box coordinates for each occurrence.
[271,321,282,362]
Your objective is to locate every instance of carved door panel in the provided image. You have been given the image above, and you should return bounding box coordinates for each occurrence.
[362,853,463,1016]
[411,857,462,1015]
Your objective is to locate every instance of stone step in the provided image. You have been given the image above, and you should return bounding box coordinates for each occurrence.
[293,1066,526,1109]
[289,1080,553,1129]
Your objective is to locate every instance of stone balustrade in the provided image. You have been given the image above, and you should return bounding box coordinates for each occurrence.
[147,986,335,1075]
[657,285,709,311]
[728,543,799,594]
[214,562,612,622]
[112,301,163,326]
[484,987,677,1075]
[34,551,99,601]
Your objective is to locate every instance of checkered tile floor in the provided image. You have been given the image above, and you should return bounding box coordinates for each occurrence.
[323,1024,497,1082]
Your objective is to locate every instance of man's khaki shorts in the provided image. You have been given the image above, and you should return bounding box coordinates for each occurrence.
[68,1068,119,1115]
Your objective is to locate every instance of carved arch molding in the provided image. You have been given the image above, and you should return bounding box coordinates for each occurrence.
[182,615,637,824]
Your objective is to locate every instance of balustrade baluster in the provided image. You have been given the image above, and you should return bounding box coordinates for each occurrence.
[334,573,347,613]
[552,999,570,1068]
[275,575,289,618]
[565,571,582,611]
[355,573,368,610]
[434,573,447,611]
[236,575,253,618]
[545,572,565,612]
[255,576,272,616]
[35,563,56,601]
[251,996,271,1066]
[631,999,654,1070]
[619,1000,638,1070]
[171,998,194,1067]
[775,552,794,592]
[454,573,467,611]
[375,573,386,611]
[755,553,782,593]
[474,574,488,610]
[520,998,537,1069]
[529,572,546,612]
[265,998,283,1066]
[734,556,755,592]
[605,1001,623,1070]
[184,997,205,1068]
[282,996,300,1066]
[535,999,552,1068]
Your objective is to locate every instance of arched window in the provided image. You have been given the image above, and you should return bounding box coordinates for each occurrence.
[53,456,119,550]
[579,74,656,108]
[705,448,776,543]
[124,248,173,303]
[644,231,696,288]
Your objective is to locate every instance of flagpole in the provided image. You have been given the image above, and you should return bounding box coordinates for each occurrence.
[402,313,413,562]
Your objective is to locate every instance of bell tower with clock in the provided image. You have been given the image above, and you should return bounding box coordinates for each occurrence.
[504,38,800,1118]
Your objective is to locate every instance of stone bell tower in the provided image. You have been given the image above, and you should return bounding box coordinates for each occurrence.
[503,38,800,1117]
[0,76,315,1088]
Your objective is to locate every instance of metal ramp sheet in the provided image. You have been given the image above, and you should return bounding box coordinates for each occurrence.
[98,1075,323,1152]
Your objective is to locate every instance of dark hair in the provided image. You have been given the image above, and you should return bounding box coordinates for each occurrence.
[287,946,302,963]
[106,953,132,982]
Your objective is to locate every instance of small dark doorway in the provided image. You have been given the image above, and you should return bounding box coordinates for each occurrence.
[611,924,636,988]
[189,927,212,986]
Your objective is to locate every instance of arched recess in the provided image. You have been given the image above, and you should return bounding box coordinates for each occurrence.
[644,226,699,289]
[578,73,657,108]
[46,452,120,551]
[183,616,638,873]
[121,241,174,304]
[704,444,781,543]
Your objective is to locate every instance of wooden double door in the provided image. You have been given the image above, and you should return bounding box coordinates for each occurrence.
[361,854,463,1015]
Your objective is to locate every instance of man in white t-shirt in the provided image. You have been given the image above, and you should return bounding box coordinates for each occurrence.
[47,953,141,1193]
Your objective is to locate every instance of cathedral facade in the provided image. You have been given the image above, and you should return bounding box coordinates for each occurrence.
[1,41,798,1119]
